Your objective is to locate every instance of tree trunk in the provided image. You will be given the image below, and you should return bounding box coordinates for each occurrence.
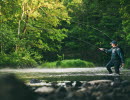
[23,15,29,34]
[16,11,24,53]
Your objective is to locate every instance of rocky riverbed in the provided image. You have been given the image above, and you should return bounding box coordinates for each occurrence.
[0,74,130,100]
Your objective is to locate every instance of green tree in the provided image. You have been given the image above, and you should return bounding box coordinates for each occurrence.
[0,0,70,67]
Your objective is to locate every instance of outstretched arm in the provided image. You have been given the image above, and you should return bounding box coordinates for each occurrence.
[99,48,112,53]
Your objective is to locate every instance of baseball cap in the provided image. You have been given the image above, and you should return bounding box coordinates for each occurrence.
[110,40,117,44]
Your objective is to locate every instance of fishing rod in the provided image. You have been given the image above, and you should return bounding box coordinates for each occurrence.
[71,21,113,41]
[65,19,114,48]
[86,25,113,41]
[66,34,100,49]
[64,21,113,57]
[65,33,110,57]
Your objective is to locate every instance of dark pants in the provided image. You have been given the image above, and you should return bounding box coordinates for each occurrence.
[106,60,121,74]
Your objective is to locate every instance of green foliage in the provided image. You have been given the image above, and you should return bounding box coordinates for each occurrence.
[0,0,70,67]
[56,59,95,67]
[0,52,37,68]
[125,58,130,69]
[40,59,95,68]
[120,0,130,44]
[40,62,57,68]
[0,23,17,53]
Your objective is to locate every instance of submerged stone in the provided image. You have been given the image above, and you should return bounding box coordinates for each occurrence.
[35,86,55,94]
[88,80,112,85]
[30,79,42,83]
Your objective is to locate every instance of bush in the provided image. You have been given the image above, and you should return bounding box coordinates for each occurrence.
[41,62,57,68]
[40,59,95,68]
[0,52,38,68]
[125,58,130,69]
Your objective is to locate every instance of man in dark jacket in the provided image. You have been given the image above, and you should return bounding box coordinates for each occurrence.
[99,40,124,75]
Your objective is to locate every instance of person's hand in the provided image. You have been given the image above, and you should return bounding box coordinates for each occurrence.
[99,48,104,51]
[121,63,125,67]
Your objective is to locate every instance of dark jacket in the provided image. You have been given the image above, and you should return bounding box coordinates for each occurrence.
[103,47,124,63]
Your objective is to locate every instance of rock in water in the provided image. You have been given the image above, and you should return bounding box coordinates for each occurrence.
[30,79,41,83]
[65,81,73,87]
[73,81,82,87]
[82,81,91,87]
[121,80,130,87]
[88,80,112,85]
[55,86,67,93]
[55,86,67,99]
[0,74,37,100]
[35,86,55,94]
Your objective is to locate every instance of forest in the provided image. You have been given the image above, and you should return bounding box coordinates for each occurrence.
[0,0,130,68]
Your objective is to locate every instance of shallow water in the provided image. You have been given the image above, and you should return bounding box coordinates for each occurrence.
[0,67,130,83]
[0,67,106,73]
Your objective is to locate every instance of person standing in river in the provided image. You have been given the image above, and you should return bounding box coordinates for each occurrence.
[99,40,125,75]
